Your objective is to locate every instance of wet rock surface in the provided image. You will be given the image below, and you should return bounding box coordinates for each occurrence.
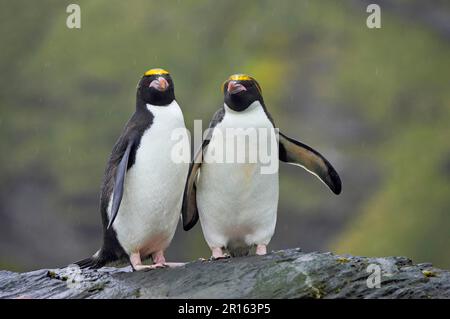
[0,249,449,299]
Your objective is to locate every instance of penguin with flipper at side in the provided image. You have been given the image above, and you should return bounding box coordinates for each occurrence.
[76,68,190,270]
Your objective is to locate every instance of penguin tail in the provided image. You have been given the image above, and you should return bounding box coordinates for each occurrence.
[227,241,251,258]
[229,248,251,258]
[74,251,106,269]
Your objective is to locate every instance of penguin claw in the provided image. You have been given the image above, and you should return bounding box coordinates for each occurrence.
[136,262,185,271]
[210,247,229,260]
[163,262,185,268]
[133,263,166,271]
[210,254,230,261]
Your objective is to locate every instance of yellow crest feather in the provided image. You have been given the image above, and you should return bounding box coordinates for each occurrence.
[222,74,262,94]
[228,74,254,81]
[144,68,169,76]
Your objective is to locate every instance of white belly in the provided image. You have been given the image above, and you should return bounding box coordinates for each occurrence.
[197,102,279,249]
[112,101,189,256]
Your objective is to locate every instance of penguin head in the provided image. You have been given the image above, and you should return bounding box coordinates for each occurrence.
[138,68,175,106]
[222,74,263,111]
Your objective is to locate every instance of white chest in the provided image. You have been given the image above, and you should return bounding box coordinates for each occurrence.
[112,101,190,255]
[197,102,279,248]
[202,101,279,181]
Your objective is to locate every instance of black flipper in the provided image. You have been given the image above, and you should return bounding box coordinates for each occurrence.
[182,108,225,231]
[279,132,342,195]
[182,150,202,231]
[107,140,133,229]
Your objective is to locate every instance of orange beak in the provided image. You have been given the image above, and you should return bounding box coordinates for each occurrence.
[149,77,169,91]
[227,81,247,95]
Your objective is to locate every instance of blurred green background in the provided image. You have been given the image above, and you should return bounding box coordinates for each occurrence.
[0,0,449,271]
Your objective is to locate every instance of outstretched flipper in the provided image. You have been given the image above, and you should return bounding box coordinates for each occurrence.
[279,132,342,195]
[182,108,225,231]
[107,140,133,229]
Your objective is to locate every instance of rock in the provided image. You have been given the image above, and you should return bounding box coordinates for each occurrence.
[0,249,449,299]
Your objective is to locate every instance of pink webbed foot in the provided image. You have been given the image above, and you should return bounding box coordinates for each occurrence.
[210,247,230,260]
[256,244,267,256]
[130,252,153,271]
[130,251,186,271]
[130,251,167,271]
[153,250,185,268]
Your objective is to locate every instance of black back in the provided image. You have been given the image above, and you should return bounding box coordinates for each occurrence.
[99,70,175,262]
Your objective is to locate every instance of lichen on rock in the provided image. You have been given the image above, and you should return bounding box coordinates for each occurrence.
[0,249,449,299]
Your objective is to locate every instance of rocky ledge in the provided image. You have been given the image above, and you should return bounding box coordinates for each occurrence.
[0,249,449,299]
